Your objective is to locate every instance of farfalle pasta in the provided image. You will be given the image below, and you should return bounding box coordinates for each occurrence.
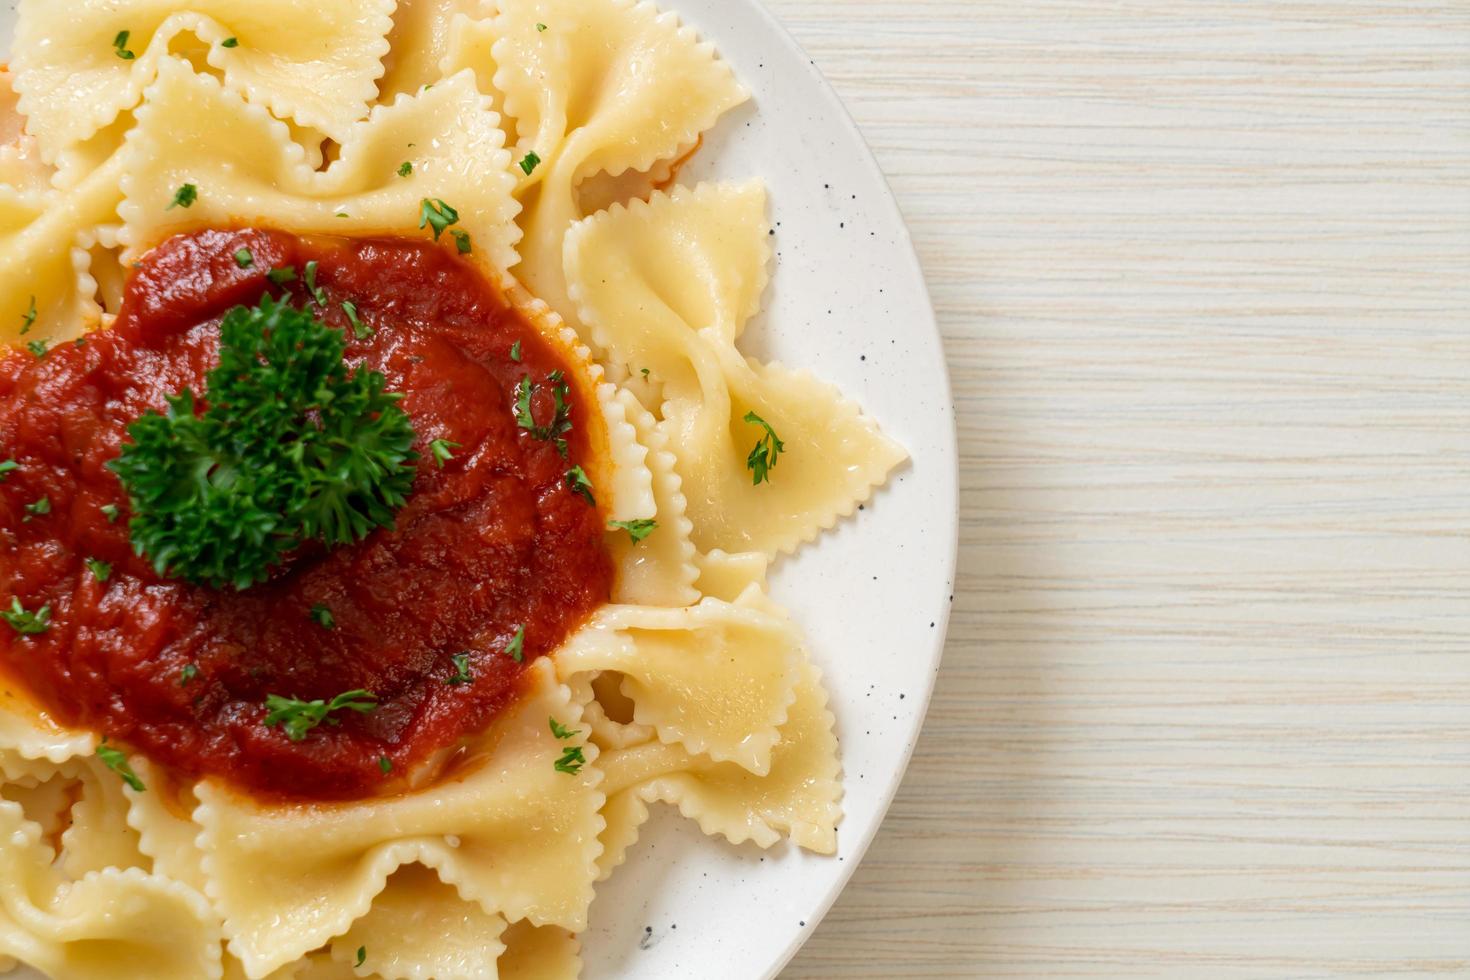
[0,2,903,978]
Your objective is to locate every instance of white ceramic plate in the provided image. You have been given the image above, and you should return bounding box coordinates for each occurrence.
[0,1,957,977]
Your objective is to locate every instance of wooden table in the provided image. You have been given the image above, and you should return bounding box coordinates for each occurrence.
[773,2,1470,975]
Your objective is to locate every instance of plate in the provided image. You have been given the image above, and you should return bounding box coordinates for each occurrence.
[0,0,957,977]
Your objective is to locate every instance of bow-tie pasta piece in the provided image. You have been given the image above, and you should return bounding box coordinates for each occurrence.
[556,598,802,776]
[0,684,97,766]
[118,58,521,271]
[0,801,222,980]
[498,921,582,980]
[195,660,603,978]
[324,863,509,979]
[124,759,209,894]
[378,0,484,103]
[566,180,909,556]
[597,653,842,875]
[11,0,394,164]
[58,756,148,878]
[443,0,747,323]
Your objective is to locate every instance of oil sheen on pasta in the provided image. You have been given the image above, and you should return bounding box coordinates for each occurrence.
[0,229,612,801]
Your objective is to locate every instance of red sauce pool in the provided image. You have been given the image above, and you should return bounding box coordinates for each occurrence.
[0,229,612,801]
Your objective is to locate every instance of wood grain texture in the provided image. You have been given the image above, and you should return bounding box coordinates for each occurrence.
[770,1,1470,976]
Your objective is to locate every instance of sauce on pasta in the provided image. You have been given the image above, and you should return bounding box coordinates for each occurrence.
[0,229,612,801]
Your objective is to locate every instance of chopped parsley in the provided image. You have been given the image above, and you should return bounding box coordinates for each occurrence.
[505,625,525,663]
[85,557,112,583]
[267,265,297,285]
[429,439,460,468]
[303,259,327,308]
[356,947,367,968]
[26,339,48,359]
[565,466,595,506]
[447,652,472,685]
[554,745,585,775]
[309,603,336,629]
[1,597,50,635]
[20,296,36,334]
[113,30,136,60]
[397,161,413,177]
[233,247,254,269]
[167,183,198,210]
[514,373,572,455]
[510,340,522,362]
[179,664,199,686]
[220,36,239,48]
[451,229,472,254]
[97,739,145,791]
[23,496,50,521]
[418,198,460,241]
[743,411,785,486]
[608,519,657,544]
[108,296,418,589]
[378,755,393,774]
[0,459,16,483]
[263,689,378,742]
[519,151,541,176]
[549,717,579,740]
[341,300,371,339]
[100,503,121,523]
[640,367,650,379]
[536,22,548,32]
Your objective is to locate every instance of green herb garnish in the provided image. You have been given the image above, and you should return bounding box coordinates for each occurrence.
[1,597,50,635]
[549,717,579,740]
[303,260,327,308]
[179,664,199,686]
[100,503,121,523]
[418,198,459,241]
[263,689,378,742]
[510,340,522,362]
[23,496,50,521]
[505,625,525,663]
[397,161,413,177]
[356,947,367,968]
[233,247,254,269]
[608,519,657,544]
[514,374,572,455]
[519,151,541,176]
[108,296,419,590]
[451,229,472,254]
[378,755,392,774]
[447,652,472,685]
[565,466,595,506]
[220,36,239,48]
[554,745,585,775]
[167,183,198,210]
[26,339,48,359]
[536,23,547,32]
[428,439,460,468]
[20,296,36,334]
[0,459,17,483]
[309,603,335,629]
[113,30,136,60]
[341,300,371,339]
[743,411,784,486]
[85,557,112,583]
[97,739,145,791]
[267,266,297,285]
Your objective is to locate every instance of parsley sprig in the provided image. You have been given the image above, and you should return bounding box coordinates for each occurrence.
[743,411,785,485]
[609,519,657,544]
[515,373,572,455]
[109,297,419,590]
[263,689,378,742]
[97,739,145,791]
[1,597,50,635]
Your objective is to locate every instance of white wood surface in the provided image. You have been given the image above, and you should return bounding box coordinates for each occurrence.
[771,2,1470,976]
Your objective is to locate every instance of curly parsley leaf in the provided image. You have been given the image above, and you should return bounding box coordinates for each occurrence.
[85,557,112,583]
[549,717,579,740]
[447,651,473,685]
[505,625,525,663]
[309,603,336,629]
[233,248,254,269]
[109,296,419,590]
[514,373,572,455]
[1,597,50,635]
[100,503,121,523]
[167,183,198,210]
[418,198,460,241]
[565,466,595,506]
[397,161,413,177]
[113,30,136,60]
[97,739,145,791]
[26,339,48,359]
[0,459,17,483]
[554,745,585,775]
[23,496,50,521]
[743,410,785,486]
[264,689,378,742]
[341,300,371,340]
[179,664,199,686]
[428,439,460,468]
[451,229,472,254]
[608,519,658,544]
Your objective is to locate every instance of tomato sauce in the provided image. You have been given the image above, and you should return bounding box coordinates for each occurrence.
[0,229,612,801]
